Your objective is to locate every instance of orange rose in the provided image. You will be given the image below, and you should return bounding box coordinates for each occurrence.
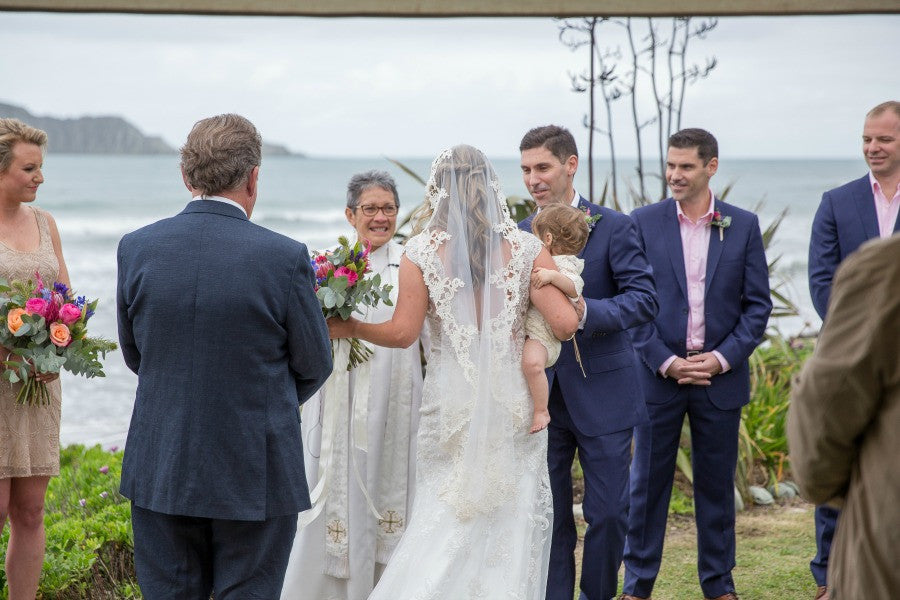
[7,308,27,334]
[49,322,72,347]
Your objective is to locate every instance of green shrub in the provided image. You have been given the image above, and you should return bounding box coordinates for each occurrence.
[0,444,138,599]
[733,335,813,505]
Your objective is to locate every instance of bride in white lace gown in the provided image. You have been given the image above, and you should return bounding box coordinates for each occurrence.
[328,145,579,599]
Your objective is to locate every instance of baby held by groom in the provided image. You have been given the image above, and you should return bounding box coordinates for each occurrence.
[522,204,589,433]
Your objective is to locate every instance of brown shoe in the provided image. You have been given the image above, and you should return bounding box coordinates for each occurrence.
[814,586,829,600]
[618,595,650,600]
[705,594,739,600]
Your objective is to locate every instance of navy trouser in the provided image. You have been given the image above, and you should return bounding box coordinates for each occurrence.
[545,380,633,600]
[811,504,839,586]
[131,503,298,600]
[623,384,741,599]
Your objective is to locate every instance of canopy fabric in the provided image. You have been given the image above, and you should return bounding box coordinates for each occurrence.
[0,0,897,16]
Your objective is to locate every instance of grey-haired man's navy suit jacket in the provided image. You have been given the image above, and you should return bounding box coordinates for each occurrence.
[809,174,900,320]
[117,200,332,521]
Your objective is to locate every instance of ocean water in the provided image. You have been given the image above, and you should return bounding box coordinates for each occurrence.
[30,154,865,447]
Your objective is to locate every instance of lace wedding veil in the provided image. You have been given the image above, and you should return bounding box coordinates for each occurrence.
[408,145,535,519]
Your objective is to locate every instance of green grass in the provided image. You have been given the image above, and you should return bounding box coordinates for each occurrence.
[574,499,818,599]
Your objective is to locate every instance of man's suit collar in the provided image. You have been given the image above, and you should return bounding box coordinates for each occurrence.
[660,199,689,301]
[705,197,726,292]
[852,174,881,239]
[180,199,250,221]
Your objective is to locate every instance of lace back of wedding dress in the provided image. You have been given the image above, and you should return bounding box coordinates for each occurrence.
[372,145,552,600]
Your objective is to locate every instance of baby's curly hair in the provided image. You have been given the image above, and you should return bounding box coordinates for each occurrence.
[531,204,590,256]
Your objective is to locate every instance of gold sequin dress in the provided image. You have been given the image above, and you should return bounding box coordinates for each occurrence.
[0,206,62,478]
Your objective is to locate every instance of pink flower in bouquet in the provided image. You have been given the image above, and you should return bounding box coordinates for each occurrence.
[7,307,27,334]
[33,271,46,296]
[59,303,82,325]
[315,262,334,280]
[334,266,359,286]
[25,297,49,318]
[49,322,72,347]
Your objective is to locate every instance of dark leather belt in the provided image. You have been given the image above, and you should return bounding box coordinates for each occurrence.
[686,350,702,357]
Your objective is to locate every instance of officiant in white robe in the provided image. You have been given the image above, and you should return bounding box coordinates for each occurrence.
[281,171,425,600]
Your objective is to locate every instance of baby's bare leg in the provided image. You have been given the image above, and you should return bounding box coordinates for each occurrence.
[522,337,551,433]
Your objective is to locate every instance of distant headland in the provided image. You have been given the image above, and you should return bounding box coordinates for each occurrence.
[0,102,302,157]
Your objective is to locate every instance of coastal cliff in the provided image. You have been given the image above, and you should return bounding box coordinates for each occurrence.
[0,102,173,154]
[0,102,300,156]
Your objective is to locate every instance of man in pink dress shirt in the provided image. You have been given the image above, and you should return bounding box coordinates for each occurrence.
[806,100,900,600]
[621,128,771,600]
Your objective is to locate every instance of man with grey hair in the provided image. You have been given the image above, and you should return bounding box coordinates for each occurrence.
[806,99,900,600]
[117,113,332,599]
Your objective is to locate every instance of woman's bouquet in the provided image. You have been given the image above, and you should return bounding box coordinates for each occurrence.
[0,272,118,406]
[311,236,393,370]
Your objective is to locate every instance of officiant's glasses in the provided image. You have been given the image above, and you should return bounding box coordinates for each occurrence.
[357,204,398,217]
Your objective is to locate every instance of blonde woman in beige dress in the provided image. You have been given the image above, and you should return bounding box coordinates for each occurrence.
[0,118,70,599]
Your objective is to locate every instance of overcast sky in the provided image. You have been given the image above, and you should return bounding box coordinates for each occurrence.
[1,12,897,159]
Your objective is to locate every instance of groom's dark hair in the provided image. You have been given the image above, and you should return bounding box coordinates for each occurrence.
[668,128,718,165]
[519,125,578,164]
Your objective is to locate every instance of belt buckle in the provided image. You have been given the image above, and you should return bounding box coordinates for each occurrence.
[686,350,701,357]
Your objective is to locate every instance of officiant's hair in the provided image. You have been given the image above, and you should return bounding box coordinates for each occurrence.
[519,125,578,164]
[668,128,718,165]
[180,114,262,196]
[531,204,589,256]
[0,118,47,174]
[346,170,400,210]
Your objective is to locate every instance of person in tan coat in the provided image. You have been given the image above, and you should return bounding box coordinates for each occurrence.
[788,234,900,599]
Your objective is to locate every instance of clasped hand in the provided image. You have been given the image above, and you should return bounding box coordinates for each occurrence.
[665,352,722,386]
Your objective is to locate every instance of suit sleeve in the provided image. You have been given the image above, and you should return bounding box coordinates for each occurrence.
[582,215,658,334]
[788,245,891,505]
[628,214,674,373]
[115,239,140,374]
[286,244,333,405]
[714,215,772,367]
[808,191,840,320]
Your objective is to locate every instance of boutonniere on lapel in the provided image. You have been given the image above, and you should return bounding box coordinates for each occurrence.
[710,210,732,241]
[582,207,602,232]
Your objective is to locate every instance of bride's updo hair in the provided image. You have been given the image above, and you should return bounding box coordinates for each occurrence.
[531,204,589,256]
[414,145,501,287]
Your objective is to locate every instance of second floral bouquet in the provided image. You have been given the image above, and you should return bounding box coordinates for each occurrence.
[311,236,393,370]
[0,273,118,406]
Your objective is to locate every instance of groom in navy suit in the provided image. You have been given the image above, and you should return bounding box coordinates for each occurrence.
[621,128,771,600]
[806,100,900,600]
[117,114,332,599]
[518,125,657,600]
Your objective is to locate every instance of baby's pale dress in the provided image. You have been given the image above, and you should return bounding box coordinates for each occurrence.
[523,253,585,367]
